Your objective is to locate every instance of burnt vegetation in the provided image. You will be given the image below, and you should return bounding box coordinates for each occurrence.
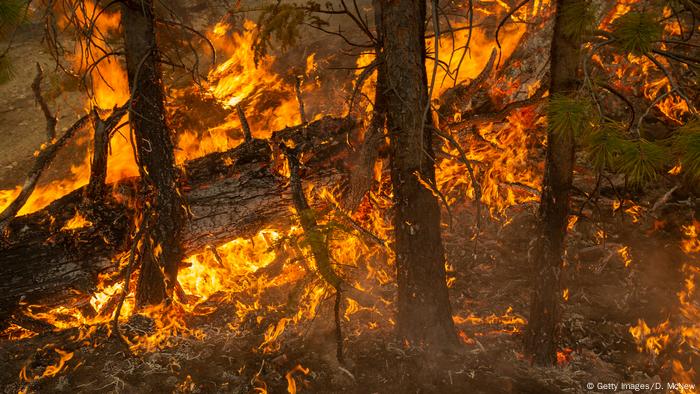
[0,0,699,393]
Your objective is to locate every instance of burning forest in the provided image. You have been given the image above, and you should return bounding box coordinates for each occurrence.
[0,0,698,392]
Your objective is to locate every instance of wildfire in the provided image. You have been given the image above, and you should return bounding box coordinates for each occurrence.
[453,306,527,336]
[4,0,697,391]
[628,218,700,385]
[618,245,633,268]
[19,347,74,383]
[61,211,93,231]
[285,363,310,394]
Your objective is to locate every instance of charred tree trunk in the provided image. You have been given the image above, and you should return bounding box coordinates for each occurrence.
[86,113,109,199]
[121,0,185,306]
[379,0,457,348]
[524,0,584,365]
[86,108,126,200]
[346,0,388,210]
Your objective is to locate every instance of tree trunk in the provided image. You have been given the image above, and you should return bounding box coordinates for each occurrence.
[121,0,185,306]
[524,0,584,365]
[379,0,457,348]
[0,117,355,324]
[346,0,388,210]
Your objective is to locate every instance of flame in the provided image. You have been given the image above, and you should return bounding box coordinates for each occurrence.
[285,364,310,394]
[453,306,526,335]
[0,324,37,340]
[557,347,573,366]
[629,219,700,385]
[438,107,542,215]
[61,212,93,231]
[426,21,527,98]
[629,319,671,356]
[20,347,74,382]
[618,246,633,268]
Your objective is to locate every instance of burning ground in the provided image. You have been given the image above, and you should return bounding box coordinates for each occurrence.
[0,0,699,393]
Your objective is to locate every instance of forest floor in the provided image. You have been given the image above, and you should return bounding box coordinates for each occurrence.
[0,193,695,393]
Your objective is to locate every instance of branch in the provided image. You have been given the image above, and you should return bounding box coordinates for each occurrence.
[87,103,129,199]
[31,63,58,141]
[0,114,91,229]
[295,75,308,124]
[495,0,532,68]
[236,103,253,143]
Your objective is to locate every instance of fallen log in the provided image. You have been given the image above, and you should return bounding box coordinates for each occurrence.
[0,116,357,323]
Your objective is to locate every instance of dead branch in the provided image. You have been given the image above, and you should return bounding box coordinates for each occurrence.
[87,105,129,199]
[281,142,344,362]
[30,63,58,141]
[295,75,308,124]
[0,114,91,230]
[236,103,253,143]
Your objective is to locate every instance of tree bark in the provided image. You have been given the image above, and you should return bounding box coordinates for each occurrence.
[345,0,388,210]
[0,117,355,326]
[524,0,584,365]
[121,0,185,306]
[379,0,457,348]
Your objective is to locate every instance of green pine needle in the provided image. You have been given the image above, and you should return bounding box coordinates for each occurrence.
[548,95,593,142]
[253,4,310,65]
[560,0,596,40]
[0,55,14,84]
[611,11,662,55]
[0,0,24,34]
[584,122,625,171]
[617,138,668,186]
[673,119,700,180]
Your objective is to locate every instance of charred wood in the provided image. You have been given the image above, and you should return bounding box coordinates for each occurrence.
[0,116,356,326]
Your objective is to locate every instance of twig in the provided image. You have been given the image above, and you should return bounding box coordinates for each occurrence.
[452,0,474,87]
[495,0,532,68]
[87,104,128,199]
[420,0,441,167]
[332,208,387,247]
[111,224,145,351]
[236,103,253,143]
[206,244,225,267]
[30,63,58,141]
[294,75,307,124]
[651,185,680,213]
[334,290,344,364]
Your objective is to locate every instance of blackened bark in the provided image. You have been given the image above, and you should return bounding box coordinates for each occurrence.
[524,0,583,365]
[86,107,126,199]
[121,0,185,306]
[346,0,388,210]
[380,0,457,348]
[87,114,109,199]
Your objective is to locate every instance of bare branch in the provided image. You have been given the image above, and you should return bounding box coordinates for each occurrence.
[31,63,58,141]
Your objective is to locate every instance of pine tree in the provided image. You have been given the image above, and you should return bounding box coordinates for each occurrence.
[0,0,26,83]
[524,0,591,366]
[380,0,457,349]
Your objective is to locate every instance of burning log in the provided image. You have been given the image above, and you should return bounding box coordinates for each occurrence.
[0,116,357,325]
